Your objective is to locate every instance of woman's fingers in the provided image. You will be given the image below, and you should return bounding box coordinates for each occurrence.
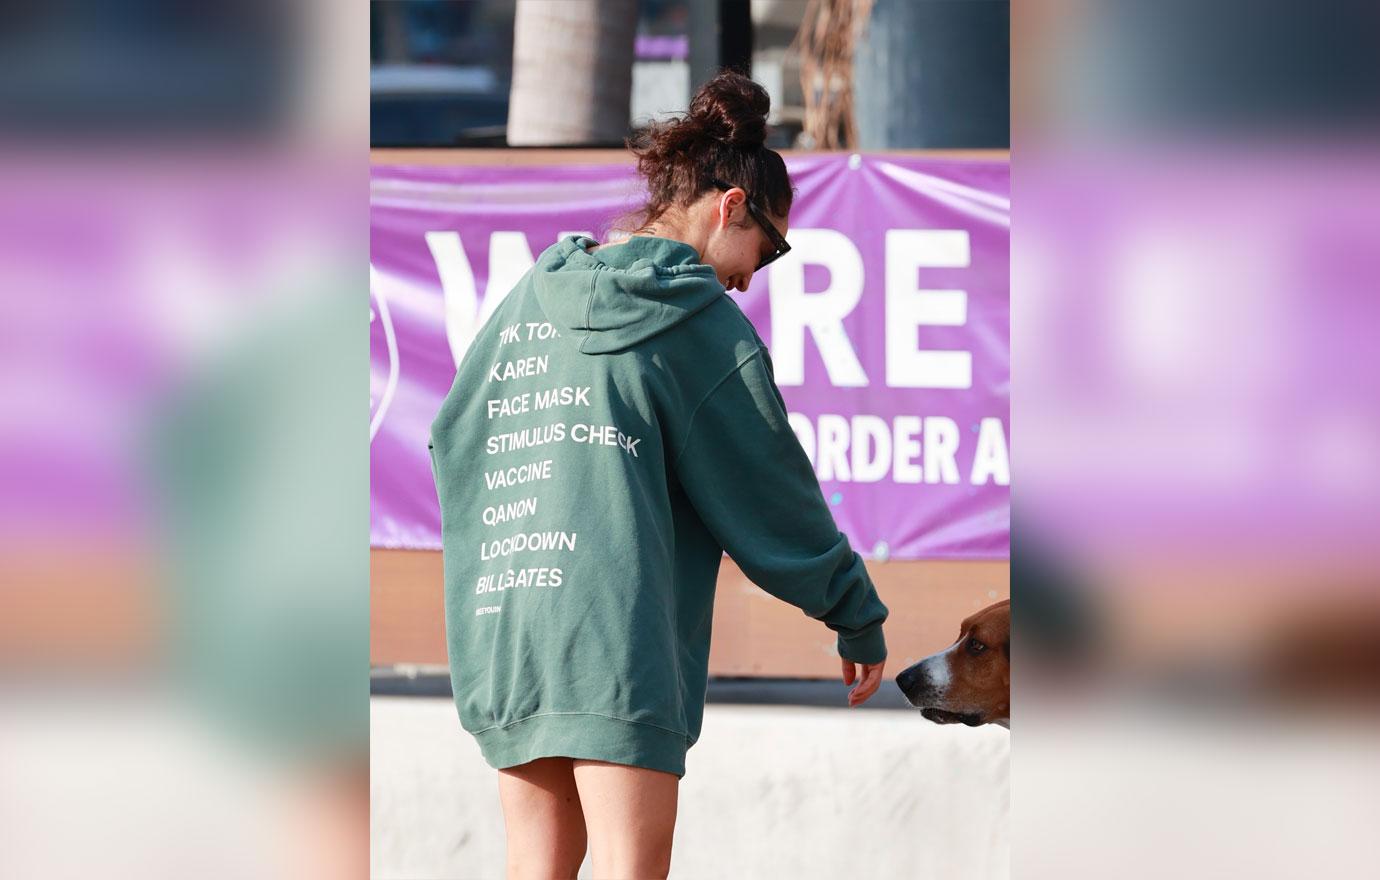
[843,659,890,705]
[863,663,885,697]
[848,662,886,706]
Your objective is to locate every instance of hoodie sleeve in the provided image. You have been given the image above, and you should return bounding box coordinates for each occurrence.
[672,347,889,664]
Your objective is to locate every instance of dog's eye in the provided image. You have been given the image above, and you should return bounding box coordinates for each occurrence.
[967,638,987,655]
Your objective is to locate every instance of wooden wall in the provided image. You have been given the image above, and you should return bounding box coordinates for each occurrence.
[371,549,1009,677]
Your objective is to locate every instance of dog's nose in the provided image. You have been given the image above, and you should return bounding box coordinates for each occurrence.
[895,669,914,691]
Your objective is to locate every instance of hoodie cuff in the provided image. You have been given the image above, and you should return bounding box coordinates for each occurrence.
[838,626,887,665]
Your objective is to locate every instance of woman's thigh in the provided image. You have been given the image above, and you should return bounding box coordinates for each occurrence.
[572,759,679,879]
[497,757,587,880]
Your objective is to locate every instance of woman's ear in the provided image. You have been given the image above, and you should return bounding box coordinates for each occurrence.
[715,188,747,230]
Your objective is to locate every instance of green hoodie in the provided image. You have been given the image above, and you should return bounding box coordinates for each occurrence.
[428,233,888,778]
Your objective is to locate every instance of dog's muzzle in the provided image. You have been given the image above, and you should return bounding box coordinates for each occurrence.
[919,707,984,726]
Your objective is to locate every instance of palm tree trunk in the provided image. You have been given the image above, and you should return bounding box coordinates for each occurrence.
[507,0,640,146]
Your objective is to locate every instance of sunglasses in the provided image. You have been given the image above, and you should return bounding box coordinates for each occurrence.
[707,176,791,271]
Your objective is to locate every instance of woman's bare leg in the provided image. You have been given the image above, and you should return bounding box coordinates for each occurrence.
[497,757,587,880]
[572,759,679,879]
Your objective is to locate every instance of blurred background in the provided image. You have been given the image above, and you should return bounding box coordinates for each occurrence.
[0,1,370,879]
[369,2,1009,879]
[6,0,1375,878]
[369,0,1009,149]
[1013,1,1380,877]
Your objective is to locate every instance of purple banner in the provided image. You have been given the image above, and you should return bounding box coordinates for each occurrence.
[371,154,1009,559]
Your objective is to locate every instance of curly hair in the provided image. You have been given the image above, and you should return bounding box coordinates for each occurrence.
[615,70,795,236]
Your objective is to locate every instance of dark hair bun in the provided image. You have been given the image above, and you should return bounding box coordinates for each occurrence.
[619,68,792,237]
[686,70,769,149]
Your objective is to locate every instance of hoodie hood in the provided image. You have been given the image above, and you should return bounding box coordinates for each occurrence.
[532,234,727,354]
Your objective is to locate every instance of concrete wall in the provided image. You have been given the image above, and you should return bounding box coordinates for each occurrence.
[371,696,1008,879]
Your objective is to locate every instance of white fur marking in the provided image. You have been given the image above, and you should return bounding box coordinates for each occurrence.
[924,651,952,696]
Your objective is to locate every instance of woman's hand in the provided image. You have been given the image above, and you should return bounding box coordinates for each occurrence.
[841,657,886,707]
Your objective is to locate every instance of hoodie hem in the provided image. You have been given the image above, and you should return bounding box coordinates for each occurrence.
[472,712,691,778]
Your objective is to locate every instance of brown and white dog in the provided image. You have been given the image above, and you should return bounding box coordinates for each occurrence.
[895,599,1009,728]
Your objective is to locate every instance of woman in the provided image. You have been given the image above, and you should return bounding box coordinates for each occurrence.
[429,71,889,879]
